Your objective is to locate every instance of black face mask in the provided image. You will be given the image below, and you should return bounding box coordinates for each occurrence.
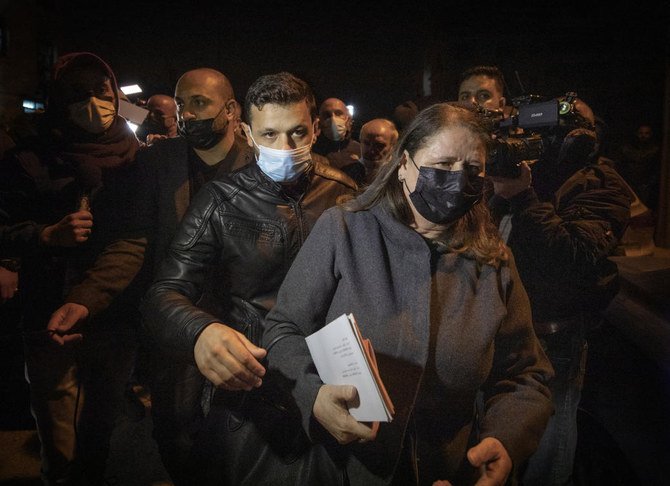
[177,117,225,150]
[407,157,484,224]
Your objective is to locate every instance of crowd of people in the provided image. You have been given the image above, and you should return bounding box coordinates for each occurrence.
[0,52,647,486]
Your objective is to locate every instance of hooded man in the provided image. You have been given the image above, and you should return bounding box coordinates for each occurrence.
[23,52,147,486]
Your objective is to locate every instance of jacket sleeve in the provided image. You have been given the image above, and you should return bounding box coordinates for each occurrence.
[479,253,555,465]
[65,237,147,317]
[64,160,151,318]
[0,221,46,255]
[508,166,631,268]
[262,208,341,437]
[140,185,227,364]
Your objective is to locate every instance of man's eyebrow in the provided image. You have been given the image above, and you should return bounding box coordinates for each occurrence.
[255,121,308,132]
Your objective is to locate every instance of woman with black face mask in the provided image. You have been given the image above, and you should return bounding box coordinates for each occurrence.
[260,103,554,486]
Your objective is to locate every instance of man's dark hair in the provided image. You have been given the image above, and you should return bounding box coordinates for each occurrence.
[459,65,506,95]
[244,72,317,123]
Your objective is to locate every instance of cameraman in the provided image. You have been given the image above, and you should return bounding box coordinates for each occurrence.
[458,65,507,113]
[488,97,631,485]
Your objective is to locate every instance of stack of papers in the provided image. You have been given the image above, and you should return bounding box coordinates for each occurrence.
[305,313,395,422]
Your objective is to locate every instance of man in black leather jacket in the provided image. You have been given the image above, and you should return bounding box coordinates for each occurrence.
[140,72,356,483]
[133,67,253,486]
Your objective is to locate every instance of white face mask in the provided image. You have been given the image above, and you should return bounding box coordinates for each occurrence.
[68,97,116,134]
[323,115,348,141]
[248,131,313,182]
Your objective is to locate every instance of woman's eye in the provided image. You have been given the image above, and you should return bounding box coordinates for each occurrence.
[465,164,482,176]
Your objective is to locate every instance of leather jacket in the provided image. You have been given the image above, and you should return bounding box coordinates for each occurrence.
[141,155,356,363]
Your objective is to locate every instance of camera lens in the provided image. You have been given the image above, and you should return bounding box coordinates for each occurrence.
[558,101,573,116]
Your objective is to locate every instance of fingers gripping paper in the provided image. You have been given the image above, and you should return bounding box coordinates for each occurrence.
[305,313,395,422]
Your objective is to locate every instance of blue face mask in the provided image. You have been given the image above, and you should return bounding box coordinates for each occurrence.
[248,131,313,182]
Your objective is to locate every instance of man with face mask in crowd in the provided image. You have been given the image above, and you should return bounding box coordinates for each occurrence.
[134,94,178,145]
[487,95,632,485]
[140,71,356,484]
[312,97,361,170]
[19,52,145,486]
[115,67,253,485]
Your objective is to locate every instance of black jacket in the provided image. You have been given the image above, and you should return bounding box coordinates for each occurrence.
[140,157,356,363]
[490,163,632,322]
[0,221,47,256]
[134,135,253,281]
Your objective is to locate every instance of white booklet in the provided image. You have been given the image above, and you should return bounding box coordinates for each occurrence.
[305,313,395,422]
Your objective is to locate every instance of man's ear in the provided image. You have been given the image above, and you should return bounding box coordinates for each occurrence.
[499,97,506,110]
[241,122,253,148]
[225,99,238,118]
[311,119,319,144]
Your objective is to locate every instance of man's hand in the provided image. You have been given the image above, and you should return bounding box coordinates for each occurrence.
[47,303,88,345]
[40,210,93,247]
[433,437,511,485]
[0,267,19,304]
[146,134,169,145]
[313,384,378,445]
[490,161,532,200]
[468,437,512,486]
[194,323,266,391]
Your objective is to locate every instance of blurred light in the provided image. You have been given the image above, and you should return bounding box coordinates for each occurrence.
[120,84,142,95]
[126,120,139,133]
[22,99,44,113]
[347,104,355,117]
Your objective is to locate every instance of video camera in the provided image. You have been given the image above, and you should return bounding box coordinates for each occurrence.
[478,92,595,178]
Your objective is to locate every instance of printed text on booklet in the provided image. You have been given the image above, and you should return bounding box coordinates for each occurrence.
[305,313,394,422]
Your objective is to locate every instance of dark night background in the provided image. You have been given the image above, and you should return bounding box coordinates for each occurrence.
[1,2,669,484]
[50,0,669,148]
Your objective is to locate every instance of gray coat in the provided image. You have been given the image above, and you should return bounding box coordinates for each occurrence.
[262,203,554,485]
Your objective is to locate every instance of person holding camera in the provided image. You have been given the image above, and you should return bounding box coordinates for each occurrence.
[487,95,632,485]
[458,65,507,113]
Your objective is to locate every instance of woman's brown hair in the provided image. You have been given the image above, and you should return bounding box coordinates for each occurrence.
[345,102,508,267]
